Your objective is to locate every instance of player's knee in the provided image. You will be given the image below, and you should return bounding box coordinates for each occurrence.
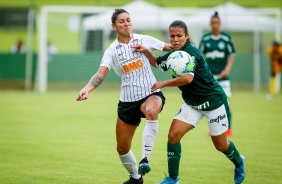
[214,143,229,152]
[145,107,159,119]
[116,145,130,155]
[168,131,181,144]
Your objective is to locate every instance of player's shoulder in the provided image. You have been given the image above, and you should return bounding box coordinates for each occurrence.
[184,42,202,56]
[133,33,151,40]
[201,32,212,41]
[187,42,200,50]
[104,40,120,57]
[108,39,119,50]
[221,32,232,41]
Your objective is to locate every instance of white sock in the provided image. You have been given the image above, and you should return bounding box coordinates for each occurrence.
[119,150,141,179]
[142,120,158,160]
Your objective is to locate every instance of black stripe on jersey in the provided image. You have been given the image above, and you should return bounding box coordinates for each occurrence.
[139,39,148,96]
[140,40,153,96]
[141,53,151,96]
[135,39,143,100]
[124,44,133,102]
[120,45,129,102]
[132,46,141,100]
[140,39,151,97]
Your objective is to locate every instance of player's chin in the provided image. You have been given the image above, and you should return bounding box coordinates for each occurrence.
[173,45,181,50]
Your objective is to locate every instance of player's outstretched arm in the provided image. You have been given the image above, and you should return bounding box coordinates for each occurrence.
[132,44,158,68]
[76,66,109,101]
[151,74,194,92]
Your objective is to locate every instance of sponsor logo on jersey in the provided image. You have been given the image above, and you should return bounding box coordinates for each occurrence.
[209,114,226,123]
[206,50,225,59]
[122,58,144,73]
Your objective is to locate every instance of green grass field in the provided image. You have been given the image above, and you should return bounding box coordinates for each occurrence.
[0,87,282,184]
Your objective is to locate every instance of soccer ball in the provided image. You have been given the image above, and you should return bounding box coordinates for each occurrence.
[166,51,194,77]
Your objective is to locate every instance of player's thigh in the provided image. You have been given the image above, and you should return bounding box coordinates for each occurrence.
[203,102,230,136]
[116,117,137,151]
[218,80,231,97]
[140,94,163,116]
[174,103,204,128]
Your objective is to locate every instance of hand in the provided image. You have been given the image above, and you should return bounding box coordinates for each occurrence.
[76,88,89,101]
[151,82,165,92]
[131,44,147,53]
[220,69,229,78]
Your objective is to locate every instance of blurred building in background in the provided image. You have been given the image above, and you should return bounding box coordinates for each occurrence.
[0,0,281,92]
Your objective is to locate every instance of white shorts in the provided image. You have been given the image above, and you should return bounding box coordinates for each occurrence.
[174,102,230,136]
[218,80,231,97]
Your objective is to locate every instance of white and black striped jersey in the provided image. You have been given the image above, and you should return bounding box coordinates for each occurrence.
[100,34,164,102]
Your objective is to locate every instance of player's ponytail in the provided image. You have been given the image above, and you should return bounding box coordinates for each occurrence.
[169,20,193,43]
[211,11,220,20]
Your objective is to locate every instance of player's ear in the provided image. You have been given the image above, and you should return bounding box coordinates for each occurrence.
[111,23,116,31]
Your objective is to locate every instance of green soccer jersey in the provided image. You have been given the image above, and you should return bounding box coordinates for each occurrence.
[157,42,227,111]
[199,32,236,80]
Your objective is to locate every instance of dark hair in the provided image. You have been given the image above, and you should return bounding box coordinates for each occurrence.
[111,9,129,24]
[169,20,193,43]
[211,11,220,20]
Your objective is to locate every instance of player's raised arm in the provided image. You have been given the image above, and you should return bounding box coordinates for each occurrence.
[76,66,109,101]
[132,44,158,68]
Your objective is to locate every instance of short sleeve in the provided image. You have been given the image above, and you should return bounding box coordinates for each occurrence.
[227,37,236,56]
[199,38,205,53]
[100,47,113,70]
[142,35,165,52]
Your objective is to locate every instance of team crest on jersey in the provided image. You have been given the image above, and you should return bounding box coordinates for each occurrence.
[218,42,225,49]
[116,45,126,60]
[206,43,211,48]
[131,39,138,45]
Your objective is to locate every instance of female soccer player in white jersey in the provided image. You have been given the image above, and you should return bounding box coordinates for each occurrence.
[76,9,172,184]
[132,20,245,184]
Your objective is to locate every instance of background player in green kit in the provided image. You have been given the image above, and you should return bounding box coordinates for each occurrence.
[199,11,236,136]
[132,20,245,184]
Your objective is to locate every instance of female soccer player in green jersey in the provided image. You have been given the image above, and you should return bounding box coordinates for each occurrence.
[199,12,236,136]
[132,20,245,184]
